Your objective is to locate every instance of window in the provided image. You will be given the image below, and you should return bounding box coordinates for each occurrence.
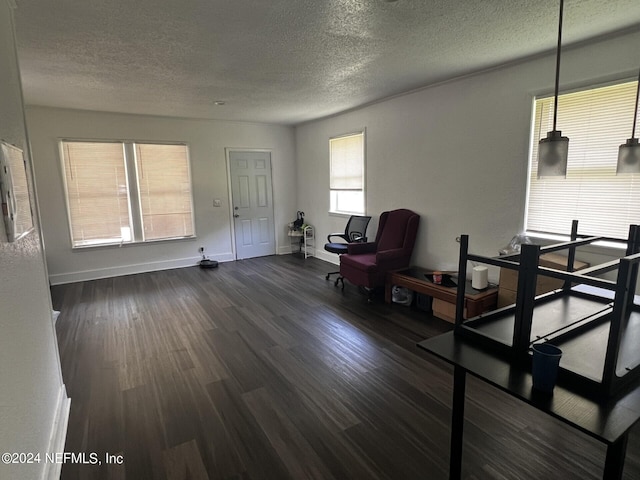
[526,80,640,240]
[330,132,365,215]
[61,140,194,247]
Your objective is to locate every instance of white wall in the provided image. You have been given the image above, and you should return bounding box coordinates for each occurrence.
[296,30,640,280]
[25,107,297,284]
[0,2,69,479]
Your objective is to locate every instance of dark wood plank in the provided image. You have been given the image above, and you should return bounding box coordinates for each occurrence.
[163,440,209,480]
[50,255,640,479]
[418,332,640,444]
[205,379,291,480]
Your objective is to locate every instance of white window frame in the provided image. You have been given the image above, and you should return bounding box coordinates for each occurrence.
[525,79,640,242]
[59,139,196,248]
[329,130,366,215]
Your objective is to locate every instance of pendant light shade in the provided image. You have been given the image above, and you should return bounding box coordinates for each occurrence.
[538,0,568,178]
[616,68,640,174]
[538,130,569,177]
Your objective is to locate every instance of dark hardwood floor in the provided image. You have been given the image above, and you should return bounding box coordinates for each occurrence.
[51,255,640,479]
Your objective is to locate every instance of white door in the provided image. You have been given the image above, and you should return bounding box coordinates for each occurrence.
[229,150,276,259]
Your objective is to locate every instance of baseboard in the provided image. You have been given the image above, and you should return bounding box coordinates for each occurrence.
[315,250,339,265]
[41,384,71,480]
[276,239,338,263]
[48,254,235,285]
[279,246,328,259]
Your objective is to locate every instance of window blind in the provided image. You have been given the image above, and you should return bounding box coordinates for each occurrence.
[62,141,132,246]
[135,143,194,241]
[527,81,640,240]
[330,133,364,191]
[61,140,195,248]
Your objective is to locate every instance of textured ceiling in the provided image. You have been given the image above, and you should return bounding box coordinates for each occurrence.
[12,0,640,125]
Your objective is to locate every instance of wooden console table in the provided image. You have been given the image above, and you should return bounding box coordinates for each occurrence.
[417,332,640,480]
[386,267,498,321]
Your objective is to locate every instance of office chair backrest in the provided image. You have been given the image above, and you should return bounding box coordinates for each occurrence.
[346,215,371,242]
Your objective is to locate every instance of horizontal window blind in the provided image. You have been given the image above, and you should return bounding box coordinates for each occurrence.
[61,140,194,248]
[330,132,365,215]
[330,133,364,191]
[62,141,132,246]
[135,144,194,241]
[527,81,640,239]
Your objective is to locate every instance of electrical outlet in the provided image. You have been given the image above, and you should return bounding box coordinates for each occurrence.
[213,198,222,207]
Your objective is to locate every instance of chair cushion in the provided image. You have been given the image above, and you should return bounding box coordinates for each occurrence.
[324,242,349,254]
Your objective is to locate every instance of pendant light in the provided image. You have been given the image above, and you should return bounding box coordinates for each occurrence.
[616,67,640,174]
[538,0,569,178]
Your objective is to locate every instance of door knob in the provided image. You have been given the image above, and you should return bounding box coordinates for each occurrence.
[234,214,239,218]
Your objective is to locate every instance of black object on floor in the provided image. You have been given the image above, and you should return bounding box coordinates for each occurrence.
[199,259,218,269]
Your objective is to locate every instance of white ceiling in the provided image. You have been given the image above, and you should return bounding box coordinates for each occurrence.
[12,0,640,125]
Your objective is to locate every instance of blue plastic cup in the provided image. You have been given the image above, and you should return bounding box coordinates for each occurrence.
[531,343,562,393]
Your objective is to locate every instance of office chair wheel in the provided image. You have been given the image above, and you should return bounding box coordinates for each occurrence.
[366,288,375,303]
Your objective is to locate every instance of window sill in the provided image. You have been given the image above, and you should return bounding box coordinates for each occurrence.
[525,231,627,257]
[329,211,353,218]
[329,211,366,218]
[71,235,196,250]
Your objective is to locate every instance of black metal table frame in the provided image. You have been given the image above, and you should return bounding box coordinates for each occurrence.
[418,332,640,480]
[453,221,640,398]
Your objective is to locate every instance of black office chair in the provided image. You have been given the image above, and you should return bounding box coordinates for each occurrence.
[324,215,371,285]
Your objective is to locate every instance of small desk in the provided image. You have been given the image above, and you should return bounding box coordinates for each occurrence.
[386,267,498,320]
[417,332,640,480]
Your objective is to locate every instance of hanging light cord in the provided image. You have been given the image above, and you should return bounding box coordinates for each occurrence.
[552,0,564,132]
[631,67,640,139]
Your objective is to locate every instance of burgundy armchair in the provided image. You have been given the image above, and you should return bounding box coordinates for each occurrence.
[338,209,420,297]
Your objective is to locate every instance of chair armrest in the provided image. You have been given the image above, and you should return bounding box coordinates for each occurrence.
[327,233,348,243]
[347,242,377,255]
[376,248,406,263]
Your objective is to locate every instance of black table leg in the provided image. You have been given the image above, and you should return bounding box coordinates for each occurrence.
[450,365,466,480]
[603,434,628,480]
